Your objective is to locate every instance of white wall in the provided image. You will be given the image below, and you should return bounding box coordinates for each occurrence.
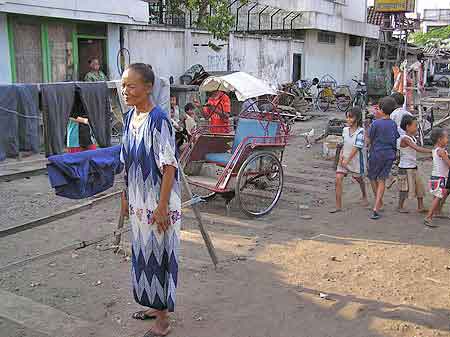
[261,0,366,22]
[303,30,363,85]
[232,36,261,76]
[126,26,305,86]
[0,13,11,84]
[191,32,228,72]
[0,0,149,24]
[127,27,186,80]
[107,24,121,80]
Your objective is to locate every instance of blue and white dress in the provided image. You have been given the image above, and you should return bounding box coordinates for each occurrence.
[120,105,181,312]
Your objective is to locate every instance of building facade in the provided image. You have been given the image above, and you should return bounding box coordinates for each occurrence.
[0,0,379,86]
[0,0,148,83]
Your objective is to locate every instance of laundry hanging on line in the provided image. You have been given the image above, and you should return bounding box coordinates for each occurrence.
[0,84,41,161]
[41,81,112,156]
[47,145,123,199]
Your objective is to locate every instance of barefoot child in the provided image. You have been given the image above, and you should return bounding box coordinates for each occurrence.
[397,115,431,213]
[331,107,368,213]
[424,128,450,227]
[367,97,400,220]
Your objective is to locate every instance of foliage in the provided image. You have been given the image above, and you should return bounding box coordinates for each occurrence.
[410,25,450,49]
[176,0,245,41]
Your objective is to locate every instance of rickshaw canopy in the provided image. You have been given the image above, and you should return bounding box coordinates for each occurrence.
[199,72,277,102]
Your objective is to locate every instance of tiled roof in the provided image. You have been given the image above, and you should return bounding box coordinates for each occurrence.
[367,6,384,26]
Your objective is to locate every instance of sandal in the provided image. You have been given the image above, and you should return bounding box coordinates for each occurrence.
[132,310,157,320]
[329,208,343,214]
[370,211,380,220]
[424,218,438,228]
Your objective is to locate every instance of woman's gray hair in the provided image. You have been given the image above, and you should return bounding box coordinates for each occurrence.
[126,63,155,85]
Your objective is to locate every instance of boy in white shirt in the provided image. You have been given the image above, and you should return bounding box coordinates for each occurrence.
[390,92,412,136]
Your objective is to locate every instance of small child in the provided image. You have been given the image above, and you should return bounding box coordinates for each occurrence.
[424,128,450,227]
[330,107,368,213]
[367,96,400,220]
[397,115,431,213]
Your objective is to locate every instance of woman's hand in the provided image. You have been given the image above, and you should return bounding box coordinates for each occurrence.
[152,203,170,234]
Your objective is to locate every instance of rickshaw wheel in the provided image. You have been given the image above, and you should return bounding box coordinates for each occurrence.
[316,89,331,113]
[236,151,283,217]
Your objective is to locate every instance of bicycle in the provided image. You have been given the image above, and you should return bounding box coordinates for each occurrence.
[337,79,367,113]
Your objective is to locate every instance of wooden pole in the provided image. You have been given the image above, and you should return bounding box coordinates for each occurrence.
[180,170,218,267]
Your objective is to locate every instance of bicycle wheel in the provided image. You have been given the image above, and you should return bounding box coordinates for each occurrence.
[336,95,351,112]
[316,90,330,113]
[236,151,284,217]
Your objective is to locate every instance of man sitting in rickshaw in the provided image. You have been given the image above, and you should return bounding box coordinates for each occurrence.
[196,90,231,133]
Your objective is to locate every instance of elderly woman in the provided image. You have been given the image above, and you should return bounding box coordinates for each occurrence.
[120,63,181,337]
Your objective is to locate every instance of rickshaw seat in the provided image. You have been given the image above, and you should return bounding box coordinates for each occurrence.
[204,118,279,166]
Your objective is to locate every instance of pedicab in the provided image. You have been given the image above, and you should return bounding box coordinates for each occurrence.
[180,72,288,217]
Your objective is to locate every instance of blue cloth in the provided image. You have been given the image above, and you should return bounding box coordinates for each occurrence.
[368,119,399,181]
[205,118,279,165]
[47,145,123,199]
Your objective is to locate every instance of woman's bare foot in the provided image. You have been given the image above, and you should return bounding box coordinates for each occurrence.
[360,199,369,207]
[143,319,171,337]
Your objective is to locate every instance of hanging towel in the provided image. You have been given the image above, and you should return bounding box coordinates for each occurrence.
[0,85,19,160]
[41,83,75,156]
[76,82,111,148]
[47,145,123,199]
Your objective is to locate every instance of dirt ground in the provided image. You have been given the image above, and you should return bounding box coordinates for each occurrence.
[0,111,449,337]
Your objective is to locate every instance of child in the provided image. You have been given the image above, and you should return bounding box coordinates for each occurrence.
[397,115,431,213]
[330,107,368,213]
[424,128,450,227]
[367,96,400,220]
[184,103,198,139]
[390,92,412,136]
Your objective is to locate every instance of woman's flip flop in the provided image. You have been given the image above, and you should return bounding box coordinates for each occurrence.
[132,310,157,320]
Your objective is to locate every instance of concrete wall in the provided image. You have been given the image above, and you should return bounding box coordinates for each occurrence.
[0,0,148,24]
[256,0,377,38]
[126,26,306,86]
[303,30,363,85]
[0,13,11,84]
[191,32,228,72]
[107,24,121,80]
[261,0,367,22]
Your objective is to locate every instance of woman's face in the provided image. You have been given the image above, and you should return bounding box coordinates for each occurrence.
[121,69,152,107]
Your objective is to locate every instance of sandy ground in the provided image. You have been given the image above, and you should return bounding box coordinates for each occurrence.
[0,111,449,337]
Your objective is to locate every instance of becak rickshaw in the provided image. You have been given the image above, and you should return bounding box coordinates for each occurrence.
[180,72,288,217]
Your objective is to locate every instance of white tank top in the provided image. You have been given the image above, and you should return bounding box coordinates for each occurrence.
[432,147,450,177]
[399,135,417,169]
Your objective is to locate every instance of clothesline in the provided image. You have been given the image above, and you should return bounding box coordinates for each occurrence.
[0,106,43,120]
